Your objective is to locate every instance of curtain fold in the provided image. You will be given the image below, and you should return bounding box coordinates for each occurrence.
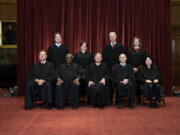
[17,0,172,95]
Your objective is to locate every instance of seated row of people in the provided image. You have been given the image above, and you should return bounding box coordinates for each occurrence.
[24,50,162,110]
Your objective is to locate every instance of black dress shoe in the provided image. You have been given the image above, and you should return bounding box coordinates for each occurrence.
[58,106,64,110]
[99,104,104,109]
[128,100,135,109]
[24,106,33,110]
[117,103,124,109]
[149,101,159,109]
[153,101,159,108]
[47,105,52,110]
[72,105,78,109]
[128,102,135,109]
[92,103,98,108]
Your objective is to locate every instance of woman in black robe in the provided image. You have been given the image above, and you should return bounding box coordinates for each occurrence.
[127,37,147,95]
[139,56,161,108]
[73,41,93,96]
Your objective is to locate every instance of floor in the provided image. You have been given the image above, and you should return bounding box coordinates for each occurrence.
[0,90,180,135]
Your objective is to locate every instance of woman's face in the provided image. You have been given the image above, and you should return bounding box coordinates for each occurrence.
[145,57,152,66]
[80,43,87,51]
[134,38,140,47]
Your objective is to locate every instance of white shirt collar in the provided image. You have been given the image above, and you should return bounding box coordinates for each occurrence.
[81,50,86,54]
[111,42,116,46]
[40,60,46,64]
[55,43,61,47]
[96,62,101,66]
[120,63,126,67]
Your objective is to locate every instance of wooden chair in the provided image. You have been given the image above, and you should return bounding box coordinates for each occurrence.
[112,88,137,106]
[140,86,166,107]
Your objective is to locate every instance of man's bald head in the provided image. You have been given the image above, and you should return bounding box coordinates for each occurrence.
[39,50,47,61]
[119,53,127,63]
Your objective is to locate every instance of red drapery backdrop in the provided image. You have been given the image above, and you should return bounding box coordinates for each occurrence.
[17,0,172,95]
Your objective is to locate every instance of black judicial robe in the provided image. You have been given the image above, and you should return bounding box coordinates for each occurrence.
[139,65,161,82]
[73,51,93,80]
[55,63,81,106]
[87,62,110,84]
[102,43,125,70]
[112,64,135,98]
[127,48,147,68]
[138,65,161,100]
[56,63,81,86]
[47,44,69,68]
[25,62,54,108]
[87,62,110,105]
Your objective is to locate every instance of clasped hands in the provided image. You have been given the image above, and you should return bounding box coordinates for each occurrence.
[145,79,159,83]
[56,77,80,86]
[88,78,106,87]
[35,79,46,85]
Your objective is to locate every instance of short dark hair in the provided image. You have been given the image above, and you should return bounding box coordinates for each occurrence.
[80,41,87,47]
[145,55,154,61]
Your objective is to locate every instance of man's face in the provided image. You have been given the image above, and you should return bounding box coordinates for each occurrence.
[39,51,47,61]
[66,54,73,64]
[109,32,116,42]
[119,54,127,63]
[55,34,62,43]
[94,53,102,63]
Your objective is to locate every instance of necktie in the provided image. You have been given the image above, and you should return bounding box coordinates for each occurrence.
[112,43,115,49]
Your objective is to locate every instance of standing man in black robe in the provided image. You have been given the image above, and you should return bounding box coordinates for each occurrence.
[102,32,125,102]
[47,33,69,69]
[55,53,81,109]
[112,54,135,109]
[87,53,110,109]
[24,50,54,110]
[73,41,93,97]
[102,32,125,71]
[47,33,69,105]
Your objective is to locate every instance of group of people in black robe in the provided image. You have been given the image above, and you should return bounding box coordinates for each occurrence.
[24,32,163,110]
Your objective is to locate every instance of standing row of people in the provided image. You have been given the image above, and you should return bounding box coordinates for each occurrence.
[24,32,162,110]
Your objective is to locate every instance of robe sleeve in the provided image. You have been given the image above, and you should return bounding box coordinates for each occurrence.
[45,64,54,81]
[138,67,145,83]
[128,65,135,82]
[56,64,63,79]
[87,65,93,82]
[26,65,37,83]
[111,65,118,87]
[104,64,110,82]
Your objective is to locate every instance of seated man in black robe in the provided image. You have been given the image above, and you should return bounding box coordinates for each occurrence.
[87,52,110,109]
[112,54,135,109]
[24,50,54,110]
[138,56,161,108]
[55,53,81,109]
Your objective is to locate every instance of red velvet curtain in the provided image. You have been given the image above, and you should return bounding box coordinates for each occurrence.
[17,0,172,95]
